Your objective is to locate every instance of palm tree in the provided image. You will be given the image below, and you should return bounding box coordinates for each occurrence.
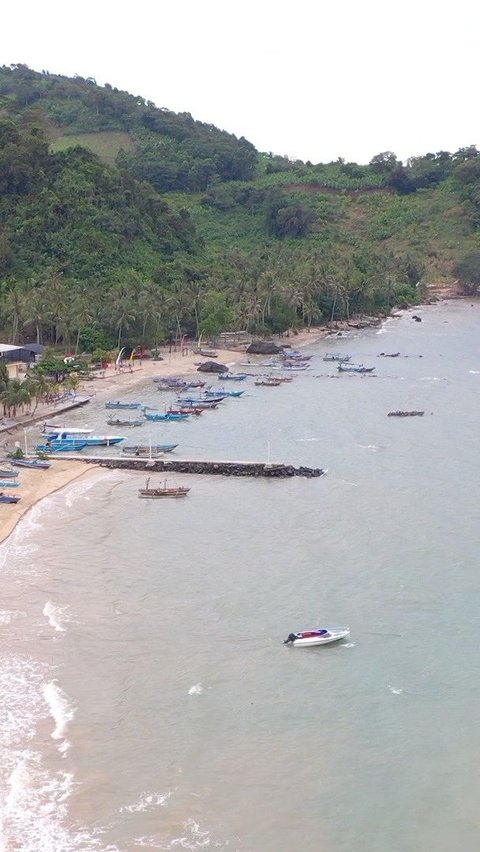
[107,283,139,349]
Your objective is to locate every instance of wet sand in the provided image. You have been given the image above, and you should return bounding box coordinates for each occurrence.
[0,460,98,545]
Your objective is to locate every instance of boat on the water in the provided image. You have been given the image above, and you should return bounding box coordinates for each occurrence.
[337,363,375,373]
[323,353,352,362]
[138,477,190,498]
[168,406,203,416]
[178,396,223,406]
[254,377,282,386]
[0,469,19,478]
[144,411,189,421]
[0,493,21,503]
[206,387,244,397]
[0,479,20,487]
[122,443,178,454]
[107,417,143,427]
[105,401,142,410]
[387,410,425,417]
[218,373,248,381]
[10,458,51,469]
[284,628,350,647]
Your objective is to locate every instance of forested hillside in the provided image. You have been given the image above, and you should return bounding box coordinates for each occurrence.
[1,63,480,350]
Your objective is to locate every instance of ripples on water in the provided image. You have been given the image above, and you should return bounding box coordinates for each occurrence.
[2,303,480,850]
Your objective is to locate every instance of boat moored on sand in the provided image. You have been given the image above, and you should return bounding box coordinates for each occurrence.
[284,628,350,647]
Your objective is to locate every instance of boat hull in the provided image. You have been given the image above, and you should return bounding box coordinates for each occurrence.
[286,629,349,647]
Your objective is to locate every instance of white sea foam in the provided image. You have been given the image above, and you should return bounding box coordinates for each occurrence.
[43,601,73,633]
[0,608,24,625]
[296,437,319,442]
[42,681,75,750]
[167,818,214,849]
[188,683,203,696]
[342,643,356,648]
[388,686,403,695]
[469,370,480,374]
[121,789,175,814]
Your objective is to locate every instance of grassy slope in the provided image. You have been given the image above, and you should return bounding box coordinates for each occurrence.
[50,131,135,165]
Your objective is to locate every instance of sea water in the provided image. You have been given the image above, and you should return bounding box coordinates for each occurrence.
[1,302,480,851]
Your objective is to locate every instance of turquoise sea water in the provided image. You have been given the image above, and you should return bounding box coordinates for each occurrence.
[1,301,480,851]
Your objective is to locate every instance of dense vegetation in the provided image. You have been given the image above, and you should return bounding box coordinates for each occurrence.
[0,63,479,351]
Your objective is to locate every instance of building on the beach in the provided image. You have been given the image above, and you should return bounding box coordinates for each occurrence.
[0,343,45,379]
[217,331,251,347]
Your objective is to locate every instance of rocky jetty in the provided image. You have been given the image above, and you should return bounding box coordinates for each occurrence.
[246,340,282,355]
[197,360,228,373]
[85,457,326,478]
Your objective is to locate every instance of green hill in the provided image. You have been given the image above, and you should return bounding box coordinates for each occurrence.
[0,63,479,348]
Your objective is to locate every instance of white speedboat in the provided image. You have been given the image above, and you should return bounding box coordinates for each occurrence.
[284,628,349,647]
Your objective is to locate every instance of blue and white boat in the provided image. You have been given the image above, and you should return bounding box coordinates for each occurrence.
[144,411,189,422]
[218,373,248,381]
[205,387,244,397]
[36,440,88,452]
[179,395,225,405]
[0,479,20,487]
[46,432,126,446]
[323,353,352,362]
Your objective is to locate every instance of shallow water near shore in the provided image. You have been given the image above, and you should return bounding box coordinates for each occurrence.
[1,302,480,850]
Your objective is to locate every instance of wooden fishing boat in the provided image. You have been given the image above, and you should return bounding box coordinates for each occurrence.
[0,479,20,487]
[36,441,88,452]
[254,377,282,386]
[284,628,350,647]
[218,373,248,381]
[323,353,352,362]
[168,406,203,416]
[144,411,189,421]
[107,417,143,427]
[387,410,425,417]
[122,443,178,454]
[206,387,244,397]
[138,477,190,498]
[10,458,51,469]
[0,469,19,478]
[178,395,223,406]
[337,363,375,373]
[46,432,126,446]
[105,401,142,410]
[0,493,21,504]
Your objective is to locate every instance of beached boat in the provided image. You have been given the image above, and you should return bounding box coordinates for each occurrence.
[0,493,21,504]
[107,417,143,427]
[0,479,20,487]
[143,411,189,421]
[105,401,142,410]
[284,628,350,647]
[10,458,51,469]
[36,441,88,452]
[218,373,248,381]
[279,363,310,371]
[0,469,19,478]
[387,410,425,417]
[206,387,244,397]
[47,432,126,446]
[323,353,352,362]
[337,363,375,373]
[122,443,178,454]
[138,477,190,498]
[42,424,93,436]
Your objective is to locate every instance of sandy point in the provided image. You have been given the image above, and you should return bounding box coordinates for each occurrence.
[0,459,97,546]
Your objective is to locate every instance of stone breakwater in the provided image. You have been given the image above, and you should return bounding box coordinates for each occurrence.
[85,457,326,478]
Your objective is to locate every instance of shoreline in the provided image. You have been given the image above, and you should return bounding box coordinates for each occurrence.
[0,299,457,545]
